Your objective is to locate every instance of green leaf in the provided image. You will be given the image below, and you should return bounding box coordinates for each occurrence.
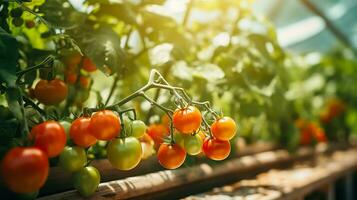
[95,2,137,25]
[0,27,19,86]
[193,63,225,81]
[39,0,86,29]
[5,87,23,123]
[69,26,126,75]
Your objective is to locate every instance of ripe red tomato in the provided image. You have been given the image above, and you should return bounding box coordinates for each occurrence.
[65,71,78,84]
[203,138,231,161]
[146,124,169,146]
[63,51,82,68]
[313,126,327,143]
[211,117,237,141]
[157,143,186,169]
[30,121,66,158]
[70,117,97,147]
[82,57,97,72]
[89,110,121,140]
[34,79,68,105]
[173,106,202,134]
[79,76,91,88]
[300,128,313,145]
[1,147,49,193]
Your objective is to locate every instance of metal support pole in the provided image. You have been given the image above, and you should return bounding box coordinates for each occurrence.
[328,183,335,200]
[345,172,353,200]
[300,0,357,55]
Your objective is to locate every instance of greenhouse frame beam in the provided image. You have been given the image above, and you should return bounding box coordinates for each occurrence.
[300,0,357,55]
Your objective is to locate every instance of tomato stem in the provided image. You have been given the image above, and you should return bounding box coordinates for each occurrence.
[16,56,54,85]
[83,69,223,140]
[15,0,55,34]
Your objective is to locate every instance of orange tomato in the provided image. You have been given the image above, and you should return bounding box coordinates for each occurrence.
[146,124,169,145]
[161,114,170,128]
[173,106,202,134]
[89,110,121,140]
[140,133,155,159]
[30,121,66,158]
[70,117,97,147]
[203,138,231,161]
[157,143,186,169]
[34,79,68,105]
[211,117,237,141]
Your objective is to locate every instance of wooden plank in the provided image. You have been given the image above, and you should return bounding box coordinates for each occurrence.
[38,143,346,200]
[182,148,357,200]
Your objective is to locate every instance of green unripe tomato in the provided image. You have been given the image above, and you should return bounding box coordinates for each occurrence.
[107,137,142,170]
[73,166,100,197]
[60,121,71,143]
[130,120,146,138]
[59,146,87,172]
[12,17,24,27]
[174,132,185,148]
[184,134,203,155]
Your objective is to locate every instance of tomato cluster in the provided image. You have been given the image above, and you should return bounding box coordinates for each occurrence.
[153,106,237,169]
[295,119,327,145]
[1,120,66,194]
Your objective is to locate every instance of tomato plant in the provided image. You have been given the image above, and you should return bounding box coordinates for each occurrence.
[0,0,355,198]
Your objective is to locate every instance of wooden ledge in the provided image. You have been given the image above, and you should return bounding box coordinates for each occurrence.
[39,143,348,200]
